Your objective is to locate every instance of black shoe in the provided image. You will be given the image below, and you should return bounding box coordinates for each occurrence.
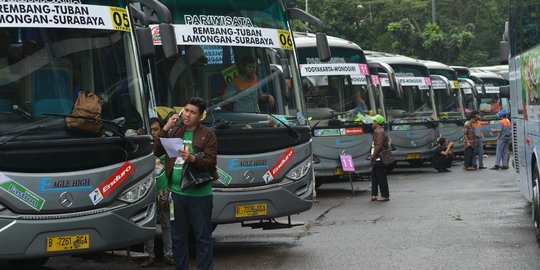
[490,166,500,170]
[478,166,487,169]
[164,256,174,266]
[140,258,154,268]
[500,166,509,170]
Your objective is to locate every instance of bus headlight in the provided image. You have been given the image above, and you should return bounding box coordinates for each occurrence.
[286,158,312,180]
[119,175,154,203]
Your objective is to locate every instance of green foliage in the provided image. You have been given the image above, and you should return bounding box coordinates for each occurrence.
[286,0,508,66]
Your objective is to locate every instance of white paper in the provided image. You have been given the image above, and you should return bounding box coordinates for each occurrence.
[160,138,185,158]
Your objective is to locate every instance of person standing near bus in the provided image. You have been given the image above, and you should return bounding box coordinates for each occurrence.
[491,109,512,170]
[464,114,477,171]
[370,114,390,202]
[471,111,486,169]
[141,118,174,267]
[155,97,218,270]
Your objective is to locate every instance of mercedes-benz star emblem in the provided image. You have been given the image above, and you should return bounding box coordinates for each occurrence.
[59,192,74,208]
[243,170,255,183]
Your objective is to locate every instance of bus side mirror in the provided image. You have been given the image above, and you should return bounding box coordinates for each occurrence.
[135,26,155,59]
[500,85,510,98]
[500,21,509,64]
[316,32,331,62]
[276,49,291,79]
[159,24,178,59]
[500,41,509,65]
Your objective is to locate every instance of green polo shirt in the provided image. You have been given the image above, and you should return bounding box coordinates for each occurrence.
[169,130,212,197]
[155,155,168,192]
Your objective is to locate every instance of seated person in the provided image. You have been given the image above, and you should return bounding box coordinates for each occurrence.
[490,98,500,113]
[432,137,454,173]
[223,56,274,112]
[353,96,369,114]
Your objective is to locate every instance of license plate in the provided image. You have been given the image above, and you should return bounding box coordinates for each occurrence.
[406,153,421,160]
[235,203,267,218]
[485,141,497,145]
[334,167,344,176]
[47,234,90,252]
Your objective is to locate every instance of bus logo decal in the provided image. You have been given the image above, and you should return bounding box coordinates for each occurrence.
[0,173,45,211]
[227,159,268,171]
[263,147,295,184]
[89,161,134,205]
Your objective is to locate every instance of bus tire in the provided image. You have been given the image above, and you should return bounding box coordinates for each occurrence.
[9,257,49,267]
[533,165,540,243]
[315,179,323,189]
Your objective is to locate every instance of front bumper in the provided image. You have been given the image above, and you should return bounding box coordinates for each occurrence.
[212,171,313,224]
[0,197,155,259]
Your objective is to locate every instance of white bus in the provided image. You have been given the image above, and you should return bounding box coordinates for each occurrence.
[501,0,540,242]
[365,51,440,166]
[0,0,177,266]
[295,33,379,186]
[146,0,331,230]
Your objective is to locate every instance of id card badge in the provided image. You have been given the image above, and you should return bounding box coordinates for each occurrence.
[169,193,175,221]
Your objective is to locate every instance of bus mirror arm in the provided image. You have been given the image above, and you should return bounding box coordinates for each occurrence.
[286,8,331,62]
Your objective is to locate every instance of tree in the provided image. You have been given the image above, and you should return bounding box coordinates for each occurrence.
[287,0,507,66]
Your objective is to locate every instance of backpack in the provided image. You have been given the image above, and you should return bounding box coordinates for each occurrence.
[66,91,102,135]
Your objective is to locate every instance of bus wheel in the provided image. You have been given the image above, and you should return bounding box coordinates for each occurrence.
[533,165,540,243]
[9,257,50,267]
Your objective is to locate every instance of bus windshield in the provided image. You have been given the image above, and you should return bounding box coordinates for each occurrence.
[0,3,145,142]
[431,79,462,119]
[430,69,463,118]
[383,64,433,121]
[296,46,372,123]
[478,78,507,116]
[152,0,303,128]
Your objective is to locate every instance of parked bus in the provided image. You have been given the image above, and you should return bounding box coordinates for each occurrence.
[147,0,330,229]
[421,60,466,155]
[0,0,177,265]
[500,0,540,242]
[294,33,377,186]
[365,51,439,166]
[470,69,509,147]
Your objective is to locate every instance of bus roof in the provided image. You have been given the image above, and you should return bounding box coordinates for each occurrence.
[364,50,426,68]
[470,65,509,80]
[293,32,363,51]
[419,60,454,71]
[470,69,506,80]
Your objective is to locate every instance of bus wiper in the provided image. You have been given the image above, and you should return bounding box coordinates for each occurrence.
[263,112,300,142]
[43,113,138,152]
[0,118,64,145]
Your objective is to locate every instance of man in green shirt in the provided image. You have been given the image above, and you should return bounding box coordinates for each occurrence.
[155,97,218,270]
